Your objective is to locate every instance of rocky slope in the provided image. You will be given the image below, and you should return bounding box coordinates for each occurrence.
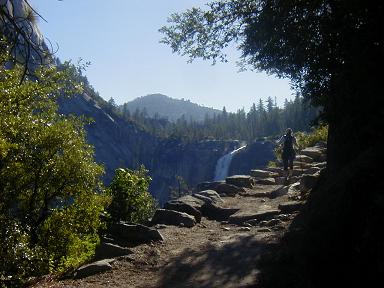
[32,144,326,287]
[58,93,159,183]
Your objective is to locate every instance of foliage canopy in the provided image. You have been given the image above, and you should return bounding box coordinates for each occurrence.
[160,0,382,118]
[0,51,109,285]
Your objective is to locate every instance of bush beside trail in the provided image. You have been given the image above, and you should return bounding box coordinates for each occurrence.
[0,52,109,287]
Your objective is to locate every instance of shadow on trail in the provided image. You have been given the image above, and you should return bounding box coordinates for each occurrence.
[158,235,276,288]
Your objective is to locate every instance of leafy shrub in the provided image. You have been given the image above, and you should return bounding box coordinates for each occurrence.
[267,160,278,168]
[295,124,328,149]
[108,166,157,224]
[0,52,110,285]
[0,218,47,286]
[39,192,109,273]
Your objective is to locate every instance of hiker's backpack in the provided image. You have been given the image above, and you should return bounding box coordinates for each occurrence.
[283,134,293,151]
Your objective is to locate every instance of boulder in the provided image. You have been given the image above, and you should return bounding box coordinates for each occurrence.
[300,147,324,161]
[293,161,313,169]
[108,222,164,245]
[271,185,289,197]
[295,154,314,163]
[313,162,327,169]
[201,202,239,221]
[304,166,321,175]
[255,177,276,185]
[264,167,284,176]
[314,141,327,148]
[151,209,196,228]
[196,181,225,192]
[164,201,202,223]
[177,195,206,210]
[94,242,133,260]
[192,193,215,204]
[300,173,319,191]
[278,201,304,213]
[250,169,279,178]
[226,175,255,188]
[74,259,114,279]
[287,182,301,197]
[318,154,327,162]
[265,218,284,227]
[240,185,283,198]
[287,176,301,185]
[195,190,223,204]
[257,227,272,232]
[275,177,287,185]
[213,183,245,196]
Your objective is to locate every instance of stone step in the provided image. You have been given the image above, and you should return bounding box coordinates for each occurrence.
[228,209,280,225]
[278,201,304,213]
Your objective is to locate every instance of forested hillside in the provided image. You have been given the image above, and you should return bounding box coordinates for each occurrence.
[113,94,319,142]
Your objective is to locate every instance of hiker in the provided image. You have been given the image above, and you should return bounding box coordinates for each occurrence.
[276,128,298,178]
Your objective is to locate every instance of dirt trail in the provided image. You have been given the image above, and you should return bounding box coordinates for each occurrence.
[34,185,298,288]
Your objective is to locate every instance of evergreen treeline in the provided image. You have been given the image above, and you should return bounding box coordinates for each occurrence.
[113,95,320,142]
[66,69,320,143]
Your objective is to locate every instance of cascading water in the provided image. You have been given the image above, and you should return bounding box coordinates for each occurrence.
[214,145,247,181]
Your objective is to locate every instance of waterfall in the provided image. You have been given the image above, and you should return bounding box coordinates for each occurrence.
[214,145,246,181]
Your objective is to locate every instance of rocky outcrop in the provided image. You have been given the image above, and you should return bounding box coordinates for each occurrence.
[226,175,255,188]
[151,209,196,228]
[195,190,223,204]
[300,146,326,161]
[94,242,133,261]
[201,203,239,221]
[255,178,276,185]
[108,222,164,245]
[214,183,245,196]
[160,189,239,222]
[278,201,304,213]
[164,201,202,222]
[299,173,320,192]
[74,259,115,279]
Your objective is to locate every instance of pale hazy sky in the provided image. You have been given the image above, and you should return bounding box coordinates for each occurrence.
[32,0,294,112]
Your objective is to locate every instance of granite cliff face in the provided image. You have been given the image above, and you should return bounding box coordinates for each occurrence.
[58,94,159,183]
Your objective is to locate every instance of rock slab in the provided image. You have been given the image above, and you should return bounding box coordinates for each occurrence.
[164,200,202,223]
[108,222,164,245]
[226,175,255,188]
[94,242,133,260]
[151,209,196,228]
[74,259,114,279]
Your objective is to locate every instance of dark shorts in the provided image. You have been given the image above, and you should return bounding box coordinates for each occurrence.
[282,149,295,170]
[282,156,294,170]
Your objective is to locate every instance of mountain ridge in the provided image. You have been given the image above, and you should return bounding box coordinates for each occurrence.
[121,93,221,122]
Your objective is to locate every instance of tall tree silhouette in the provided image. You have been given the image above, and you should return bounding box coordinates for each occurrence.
[160,1,383,285]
